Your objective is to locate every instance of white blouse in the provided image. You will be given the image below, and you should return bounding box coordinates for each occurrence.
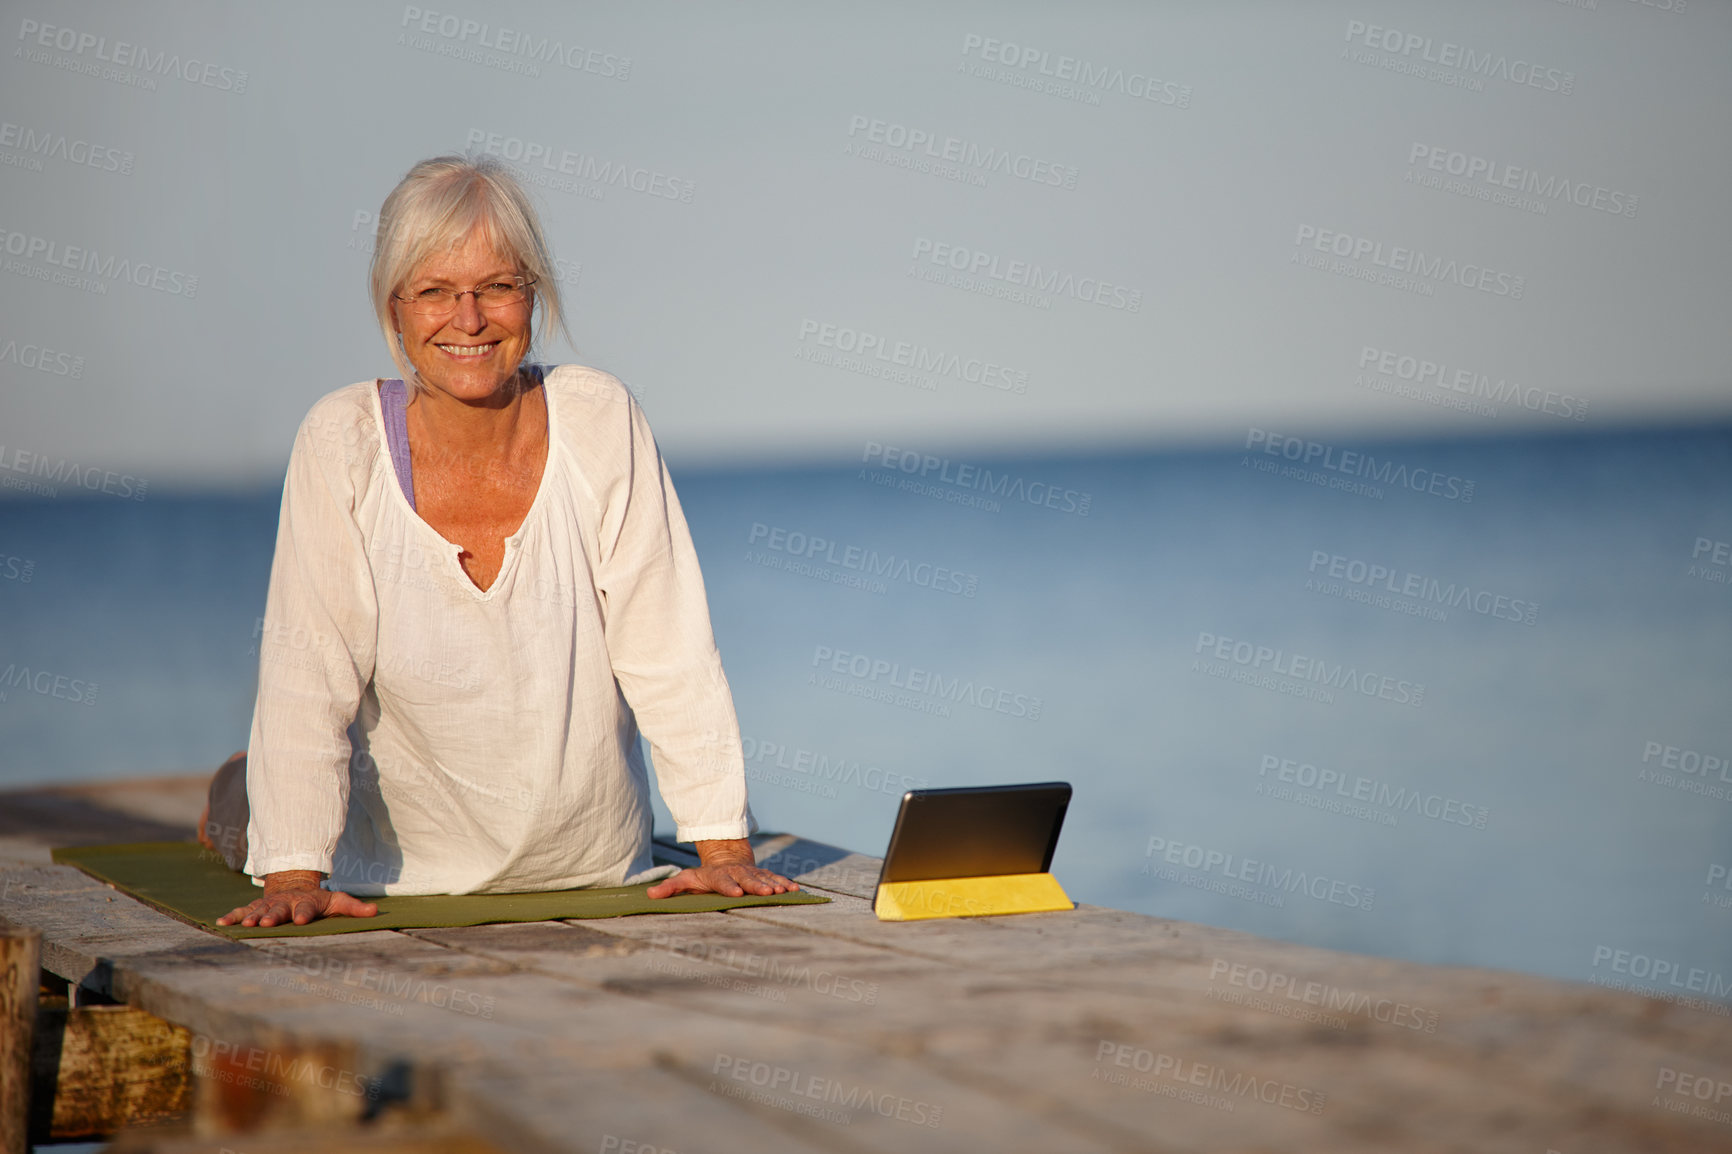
[243,365,755,895]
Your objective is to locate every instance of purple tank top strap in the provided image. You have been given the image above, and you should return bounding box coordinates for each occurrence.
[379,378,415,511]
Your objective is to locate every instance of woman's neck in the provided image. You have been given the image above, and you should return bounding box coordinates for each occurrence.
[407,368,542,460]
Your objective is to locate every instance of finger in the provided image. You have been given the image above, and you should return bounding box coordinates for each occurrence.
[237,900,278,927]
[258,896,303,927]
[215,902,255,926]
[737,870,792,895]
[290,893,324,925]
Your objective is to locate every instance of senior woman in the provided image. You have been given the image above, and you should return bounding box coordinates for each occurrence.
[201,155,793,927]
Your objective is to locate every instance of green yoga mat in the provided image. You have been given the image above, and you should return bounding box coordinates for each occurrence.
[52,841,829,939]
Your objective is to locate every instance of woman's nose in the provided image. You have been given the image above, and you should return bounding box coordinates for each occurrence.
[450,291,487,330]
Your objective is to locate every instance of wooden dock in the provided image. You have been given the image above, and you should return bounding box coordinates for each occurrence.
[1,774,1728,1153]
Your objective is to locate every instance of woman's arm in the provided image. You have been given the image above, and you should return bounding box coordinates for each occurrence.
[589,387,793,896]
[240,394,383,917]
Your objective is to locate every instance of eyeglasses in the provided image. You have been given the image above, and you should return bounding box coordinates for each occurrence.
[392,275,536,316]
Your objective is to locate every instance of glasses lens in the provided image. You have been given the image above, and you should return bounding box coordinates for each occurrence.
[405,288,455,315]
[475,282,528,308]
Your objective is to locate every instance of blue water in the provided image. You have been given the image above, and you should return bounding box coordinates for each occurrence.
[2,426,1729,998]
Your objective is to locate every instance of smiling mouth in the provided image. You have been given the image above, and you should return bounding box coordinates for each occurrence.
[437,342,498,358]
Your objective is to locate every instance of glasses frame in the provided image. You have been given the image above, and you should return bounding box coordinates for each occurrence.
[392,274,538,316]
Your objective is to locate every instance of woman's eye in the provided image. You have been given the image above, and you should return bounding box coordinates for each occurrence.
[415,287,448,301]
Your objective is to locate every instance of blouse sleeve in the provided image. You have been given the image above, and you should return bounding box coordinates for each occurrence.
[592,394,755,844]
[244,404,380,877]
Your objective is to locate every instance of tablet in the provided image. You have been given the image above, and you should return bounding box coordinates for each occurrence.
[874,782,1072,888]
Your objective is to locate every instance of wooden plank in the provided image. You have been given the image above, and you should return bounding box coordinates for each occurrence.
[30,1003,190,1142]
[408,916,945,1056]
[0,865,242,1001]
[446,1032,1127,1153]
[0,923,38,1154]
[447,1062,840,1154]
[218,920,1137,1150]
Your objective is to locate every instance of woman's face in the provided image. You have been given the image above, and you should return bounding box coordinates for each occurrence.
[391,230,534,404]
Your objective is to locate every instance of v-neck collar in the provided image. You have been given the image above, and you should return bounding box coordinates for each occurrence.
[368,369,557,599]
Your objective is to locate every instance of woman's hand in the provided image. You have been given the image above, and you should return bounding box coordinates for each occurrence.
[215,870,380,927]
[645,839,799,899]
